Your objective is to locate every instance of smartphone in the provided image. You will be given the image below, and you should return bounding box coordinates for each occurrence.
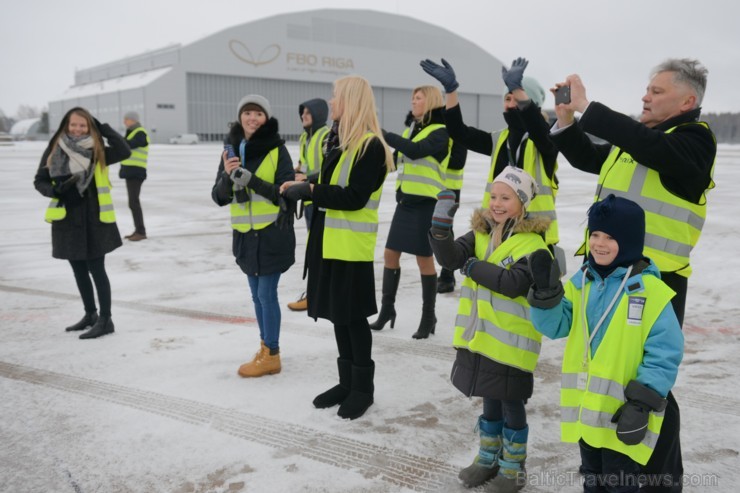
[554,86,571,105]
[224,144,236,159]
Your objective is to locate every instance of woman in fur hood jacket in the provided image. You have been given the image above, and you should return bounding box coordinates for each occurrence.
[429,166,549,490]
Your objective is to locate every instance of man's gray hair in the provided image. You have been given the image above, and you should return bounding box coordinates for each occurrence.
[651,58,708,108]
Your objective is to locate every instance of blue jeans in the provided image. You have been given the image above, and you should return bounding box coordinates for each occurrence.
[247,273,281,350]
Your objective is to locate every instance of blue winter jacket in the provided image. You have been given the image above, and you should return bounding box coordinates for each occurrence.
[530,260,683,397]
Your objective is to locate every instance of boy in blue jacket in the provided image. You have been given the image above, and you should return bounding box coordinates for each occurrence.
[527,195,683,493]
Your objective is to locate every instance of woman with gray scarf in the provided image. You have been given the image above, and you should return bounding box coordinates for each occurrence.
[34,107,131,339]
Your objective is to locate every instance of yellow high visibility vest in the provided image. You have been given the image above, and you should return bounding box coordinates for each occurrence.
[577,123,715,278]
[395,124,449,198]
[121,127,149,169]
[45,164,116,223]
[299,126,329,207]
[322,133,385,261]
[453,230,547,372]
[483,130,559,245]
[560,271,674,465]
[230,148,280,233]
[444,164,464,191]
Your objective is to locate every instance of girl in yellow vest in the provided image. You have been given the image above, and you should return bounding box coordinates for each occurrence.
[211,94,296,378]
[528,195,684,492]
[370,85,450,339]
[33,107,131,339]
[430,167,549,490]
[281,76,394,420]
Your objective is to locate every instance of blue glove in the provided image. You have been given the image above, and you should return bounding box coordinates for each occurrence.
[431,190,459,230]
[460,257,479,277]
[501,57,529,93]
[420,58,459,93]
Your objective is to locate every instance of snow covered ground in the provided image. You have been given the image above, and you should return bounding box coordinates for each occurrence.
[1,141,738,493]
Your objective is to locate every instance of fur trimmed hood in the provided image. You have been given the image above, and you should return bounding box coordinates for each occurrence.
[469,208,551,236]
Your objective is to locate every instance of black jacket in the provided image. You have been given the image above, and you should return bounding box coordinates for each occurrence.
[551,103,715,203]
[34,123,131,260]
[211,118,296,276]
[119,123,149,181]
[430,209,550,400]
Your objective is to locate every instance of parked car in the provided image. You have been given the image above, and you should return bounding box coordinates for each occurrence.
[169,133,199,145]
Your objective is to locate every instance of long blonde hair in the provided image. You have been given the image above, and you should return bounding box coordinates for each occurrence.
[412,85,444,126]
[46,107,107,168]
[491,209,526,248]
[333,76,394,172]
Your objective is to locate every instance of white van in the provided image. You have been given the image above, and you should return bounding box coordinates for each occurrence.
[169,133,199,145]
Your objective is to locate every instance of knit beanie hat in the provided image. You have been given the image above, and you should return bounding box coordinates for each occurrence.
[123,111,140,122]
[520,76,545,108]
[492,166,539,209]
[237,94,271,120]
[587,194,646,270]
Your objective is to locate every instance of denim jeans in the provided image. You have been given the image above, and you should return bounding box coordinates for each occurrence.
[247,273,281,350]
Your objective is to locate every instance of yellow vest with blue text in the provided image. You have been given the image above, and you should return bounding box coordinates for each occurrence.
[230,148,280,233]
[395,124,449,199]
[453,230,547,372]
[299,126,329,207]
[45,164,116,223]
[579,123,715,278]
[483,130,559,245]
[560,272,674,465]
[322,133,385,262]
[121,127,149,169]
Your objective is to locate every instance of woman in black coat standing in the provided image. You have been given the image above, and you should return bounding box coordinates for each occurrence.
[33,107,131,339]
[281,75,393,420]
[211,94,295,378]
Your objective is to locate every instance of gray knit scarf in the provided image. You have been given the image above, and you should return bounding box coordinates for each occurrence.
[49,134,96,195]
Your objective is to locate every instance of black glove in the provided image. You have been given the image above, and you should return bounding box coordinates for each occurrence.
[419,58,459,93]
[53,175,81,199]
[283,182,312,202]
[611,380,667,446]
[460,257,479,277]
[276,196,295,230]
[501,57,528,93]
[526,249,564,309]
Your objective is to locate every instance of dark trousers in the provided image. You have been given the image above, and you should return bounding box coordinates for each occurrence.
[483,398,527,429]
[125,178,146,235]
[579,439,640,493]
[69,256,112,317]
[334,317,372,366]
[639,272,686,492]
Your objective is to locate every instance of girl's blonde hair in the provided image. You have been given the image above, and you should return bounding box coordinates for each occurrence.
[46,107,107,168]
[412,85,444,125]
[334,76,394,171]
[491,209,526,248]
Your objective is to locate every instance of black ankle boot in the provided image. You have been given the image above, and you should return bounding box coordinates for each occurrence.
[65,311,98,332]
[437,267,456,293]
[313,358,352,408]
[369,267,400,331]
[79,316,115,339]
[338,362,374,420]
[412,274,437,339]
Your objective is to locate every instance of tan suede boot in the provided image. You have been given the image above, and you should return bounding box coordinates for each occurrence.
[238,347,281,377]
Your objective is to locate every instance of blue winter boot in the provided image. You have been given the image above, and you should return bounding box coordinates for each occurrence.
[489,425,528,492]
[458,416,503,488]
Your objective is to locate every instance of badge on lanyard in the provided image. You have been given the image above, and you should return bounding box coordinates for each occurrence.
[500,256,514,268]
[627,297,645,326]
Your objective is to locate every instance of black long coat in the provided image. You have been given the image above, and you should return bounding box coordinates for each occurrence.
[33,123,131,260]
[305,138,388,324]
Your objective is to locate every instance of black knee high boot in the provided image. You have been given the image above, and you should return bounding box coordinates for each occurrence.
[412,274,437,339]
[370,268,400,331]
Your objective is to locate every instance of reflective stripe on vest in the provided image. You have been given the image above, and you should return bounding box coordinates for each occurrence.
[230,148,280,232]
[121,127,149,169]
[444,166,464,191]
[300,126,329,207]
[322,133,385,261]
[45,164,116,223]
[584,123,715,278]
[395,124,449,198]
[559,274,674,465]
[483,130,559,244]
[453,231,547,372]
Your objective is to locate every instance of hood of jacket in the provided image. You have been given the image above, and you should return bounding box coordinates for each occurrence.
[299,98,329,133]
[469,208,551,237]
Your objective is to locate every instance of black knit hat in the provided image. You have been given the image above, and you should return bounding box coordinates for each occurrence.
[587,194,646,271]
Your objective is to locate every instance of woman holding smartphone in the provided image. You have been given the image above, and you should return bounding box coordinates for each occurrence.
[281,76,393,420]
[211,94,295,378]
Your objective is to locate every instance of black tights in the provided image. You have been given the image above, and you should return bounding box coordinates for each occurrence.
[69,256,112,317]
[483,398,527,430]
[334,318,372,366]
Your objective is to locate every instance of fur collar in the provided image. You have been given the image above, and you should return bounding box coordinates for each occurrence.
[227,117,284,158]
[469,208,551,236]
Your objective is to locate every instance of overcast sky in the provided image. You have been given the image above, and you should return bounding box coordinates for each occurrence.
[2,0,740,119]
